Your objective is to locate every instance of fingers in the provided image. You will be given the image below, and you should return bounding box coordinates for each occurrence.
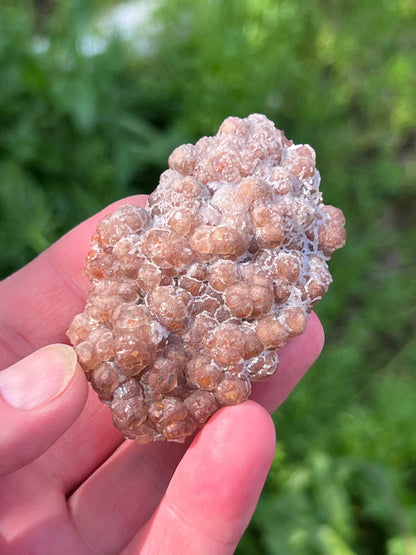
[125,402,276,555]
[32,390,126,495]
[0,195,148,369]
[69,402,275,555]
[0,344,88,477]
[68,440,186,554]
[0,194,146,492]
[40,309,321,497]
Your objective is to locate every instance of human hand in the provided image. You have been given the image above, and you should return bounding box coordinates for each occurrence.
[0,195,324,554]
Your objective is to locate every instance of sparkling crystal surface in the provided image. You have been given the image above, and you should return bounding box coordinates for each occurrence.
[67,114,346,443]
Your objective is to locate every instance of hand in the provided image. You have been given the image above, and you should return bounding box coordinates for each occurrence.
[0,195,324,554]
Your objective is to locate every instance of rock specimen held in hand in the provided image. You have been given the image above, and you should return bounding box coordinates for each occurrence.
[67,114,346,443]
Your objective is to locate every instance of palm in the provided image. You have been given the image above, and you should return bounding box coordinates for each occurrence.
[0,195,324,554]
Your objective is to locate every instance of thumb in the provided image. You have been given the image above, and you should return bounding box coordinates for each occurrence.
[0,344,88,477]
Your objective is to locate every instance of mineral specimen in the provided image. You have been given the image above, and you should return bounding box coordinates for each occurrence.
[67,114,346,443]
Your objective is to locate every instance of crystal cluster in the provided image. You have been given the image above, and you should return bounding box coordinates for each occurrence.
[67,114,346,443]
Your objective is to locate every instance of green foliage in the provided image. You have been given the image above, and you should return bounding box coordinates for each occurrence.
[1,1,415,553]
[0,1,183,275]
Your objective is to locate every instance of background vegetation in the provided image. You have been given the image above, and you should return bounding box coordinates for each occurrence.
[1,1,415,553]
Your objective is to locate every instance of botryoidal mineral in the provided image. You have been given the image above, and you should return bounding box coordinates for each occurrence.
[67,114,346,443]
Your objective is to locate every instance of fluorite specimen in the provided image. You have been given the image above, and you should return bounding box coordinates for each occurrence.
[67,114,346,443]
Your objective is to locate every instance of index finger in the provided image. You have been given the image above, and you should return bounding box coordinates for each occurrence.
[0,195,148,369]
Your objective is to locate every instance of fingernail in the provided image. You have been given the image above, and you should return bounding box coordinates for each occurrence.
[0,344,77,410]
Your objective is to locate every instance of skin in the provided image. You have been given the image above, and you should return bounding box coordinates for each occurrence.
[0,195,324,554]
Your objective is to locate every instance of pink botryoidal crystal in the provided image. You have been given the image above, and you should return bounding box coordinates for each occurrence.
[67,114,346,443]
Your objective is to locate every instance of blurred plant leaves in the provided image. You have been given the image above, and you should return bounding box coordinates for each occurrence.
[1,1,415,553]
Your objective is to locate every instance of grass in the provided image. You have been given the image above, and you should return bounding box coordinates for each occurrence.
[1,1,415,552]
